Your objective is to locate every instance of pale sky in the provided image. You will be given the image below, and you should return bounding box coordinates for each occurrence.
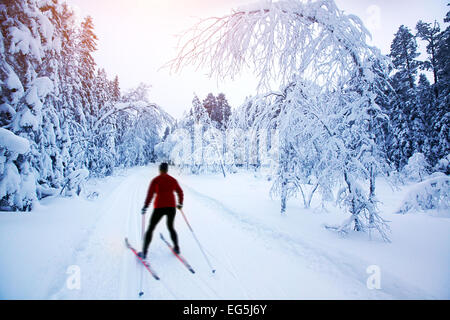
[66,0,448,118]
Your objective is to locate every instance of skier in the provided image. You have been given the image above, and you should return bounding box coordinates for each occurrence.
[138,163,184,259]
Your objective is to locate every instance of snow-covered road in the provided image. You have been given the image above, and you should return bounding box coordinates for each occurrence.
[1,166,448,299]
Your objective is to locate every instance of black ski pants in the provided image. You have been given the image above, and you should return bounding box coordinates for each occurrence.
[143,207,178,254]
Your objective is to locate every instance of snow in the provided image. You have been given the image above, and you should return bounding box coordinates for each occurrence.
[1,165,448,299]
[16,162,37,208]
[19,108,40,131]
[36,13,54,49]
[0,162,21,206]
[0,127,30,154]
[170,0,383,91]
[436,154,450,173]
[402,152,430,182]
[33,77,54,99]
[8,26,42,61]
[396,174,450,214]
[0,103,15,117]
[5,66,22,91]
[5,64,24,104]
[0,0,448,299]
[236,0,273,13]
[61,169,90,196]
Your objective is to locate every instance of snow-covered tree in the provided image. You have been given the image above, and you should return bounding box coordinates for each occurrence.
[431,7,450,171]
[383,9,449,172]
[202,93,217,119]
[0,0,57,209]
[157,92,232,176]
[0,128,32,210]
[111,75,121,102]
[167,0,393,240]
[402,152,430,182]
[387,25,422,169]
[0,0,174,210]
[396,173,449,214]
[416,20,441,96]
[212,93,231,129]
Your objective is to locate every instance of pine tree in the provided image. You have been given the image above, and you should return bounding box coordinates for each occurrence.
[111,75,121,102]
[388,25,422,169]
[202,93,217,119]
[78,15,98,132]
[417,74,434,152]
[0,0,56,210]
[214,93,232,129]
[191,94,206,123]
[78,16,97,81]
[411,6,450,171]
[416,20,441,94]
[390,25,421,89]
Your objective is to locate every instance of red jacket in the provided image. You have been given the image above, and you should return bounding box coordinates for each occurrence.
[144,173,183,209]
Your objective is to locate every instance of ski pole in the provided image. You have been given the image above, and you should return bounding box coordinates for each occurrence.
[141,213,146,240]
[139,212,145,297]
[179,208,216,274]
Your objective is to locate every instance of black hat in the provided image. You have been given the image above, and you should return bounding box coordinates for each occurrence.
[159,162,168,173]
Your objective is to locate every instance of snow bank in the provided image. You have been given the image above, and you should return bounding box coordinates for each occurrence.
[435,154,450,174]
[0,128,30,154]
[1,167,449,299]
[396,174,450,214]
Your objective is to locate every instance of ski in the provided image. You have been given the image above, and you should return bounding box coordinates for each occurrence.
[160,233,195,274]
[125,238,160,280]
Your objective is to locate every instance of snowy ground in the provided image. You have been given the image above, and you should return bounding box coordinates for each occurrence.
[1,165,449,299]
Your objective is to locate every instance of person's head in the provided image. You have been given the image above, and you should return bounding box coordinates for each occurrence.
[159,162,168,174]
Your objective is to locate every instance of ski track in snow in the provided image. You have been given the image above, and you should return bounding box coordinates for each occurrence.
[49,169,228,299]
[45,167,437,299]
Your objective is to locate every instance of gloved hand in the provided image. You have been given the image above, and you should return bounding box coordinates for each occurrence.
[176,204,183,210]
[141,207,147,215]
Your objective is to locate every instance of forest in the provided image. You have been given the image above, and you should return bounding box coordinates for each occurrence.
[1,0,449,242]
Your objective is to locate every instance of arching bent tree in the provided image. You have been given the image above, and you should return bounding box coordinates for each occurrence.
[168,0,392,242]
[168,0,380,88]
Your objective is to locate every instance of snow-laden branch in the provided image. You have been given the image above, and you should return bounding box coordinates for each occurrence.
[396,174,450,214]
[0,127,30,154]
[166,0,378,90]
[92,101,158,132]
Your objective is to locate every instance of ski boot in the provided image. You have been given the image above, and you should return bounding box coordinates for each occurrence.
[137,252,147,260]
